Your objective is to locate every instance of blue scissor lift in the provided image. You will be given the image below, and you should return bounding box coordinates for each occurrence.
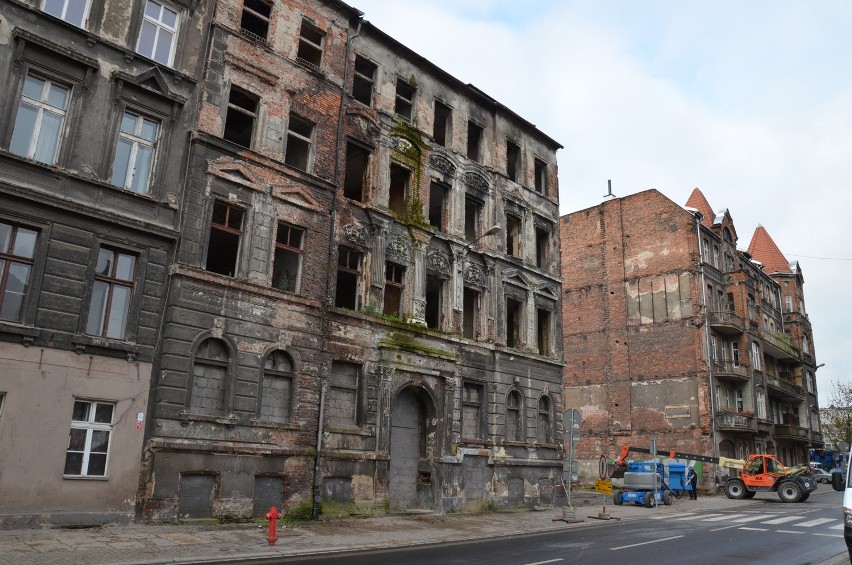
[613,461,692,507]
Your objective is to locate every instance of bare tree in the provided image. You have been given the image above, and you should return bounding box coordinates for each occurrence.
[822,380,852,450]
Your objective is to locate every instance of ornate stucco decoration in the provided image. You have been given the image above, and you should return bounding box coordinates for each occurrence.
[390,136,414,153]
[430,153,456,176]
[464,171,489,194]
[386,235,412,263]
[464,263,485,287]
[425,251,450,275]
[343,223,367,247]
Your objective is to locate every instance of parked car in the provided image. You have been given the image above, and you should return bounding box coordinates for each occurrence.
[811,467,832,484]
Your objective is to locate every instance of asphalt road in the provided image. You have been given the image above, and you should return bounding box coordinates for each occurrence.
[257,489,848,565]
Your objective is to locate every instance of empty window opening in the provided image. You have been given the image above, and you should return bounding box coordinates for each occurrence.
[328,361,359,427]
[425,275,443,329]
[388,164,409,216]
[462,382,483,439]
[205,200,243,276]
[383,262,405,317]
[240,0,271,41]
[272,223,304,292]
[87,247,136,340]
[344,142,369,201]
[466,120,483,162]
[285,113,314,171]
[296,19,324,70]
[506,214,521,257]
[395,79,415,122]
[352,55,376,106]
[433,100,451,146]
[223,86,257,148]
[428,181,447,230]
[335,247,361,310]
[506,140,520,182]
[506,297,522,348]
[536,308,551,356]
[506,391,522,442]
[0,221,37,322]
[534,158,547,194]
[464,197,481,242]
[535,227,549,269]
[462,287,479,339]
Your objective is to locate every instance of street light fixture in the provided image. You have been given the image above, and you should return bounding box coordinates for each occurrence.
[465,225,501,250]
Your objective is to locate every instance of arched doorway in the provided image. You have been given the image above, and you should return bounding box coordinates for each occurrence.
[389,387,434,510]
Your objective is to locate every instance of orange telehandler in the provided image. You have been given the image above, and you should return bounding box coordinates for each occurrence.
[611,445,817,503]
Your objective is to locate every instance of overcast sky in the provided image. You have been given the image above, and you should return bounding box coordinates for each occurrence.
[354,0,852,406]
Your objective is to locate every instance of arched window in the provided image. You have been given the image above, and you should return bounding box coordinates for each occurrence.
[190,338,230,416]
[537,395,552,444]
[258,350,294,423]
[506,390,523,442]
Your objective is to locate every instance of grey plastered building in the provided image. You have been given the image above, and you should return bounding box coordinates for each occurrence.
[139,0,565,521]
[0,0,208,526]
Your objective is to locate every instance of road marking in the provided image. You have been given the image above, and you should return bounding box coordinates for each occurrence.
[761,515,805,525]
[610,535,684,551]
[794,518,836,528]
[738,527,769,531]
[703,513,745,522]
[525,560,563,565]
[777,530,805,535]
[709,525,740,532]
[733,514,774,523]
[672,513,718,521]
[814,533,843,538]
[830,523,844,530]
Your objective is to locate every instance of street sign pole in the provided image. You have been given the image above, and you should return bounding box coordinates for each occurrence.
[562,409,582,520]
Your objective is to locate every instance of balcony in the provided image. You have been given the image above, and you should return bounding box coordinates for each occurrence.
[712,359,750,382]
[708,311,744,335]
[766,375,804,400]
[716,411,757,432]
[756,419,774,435]
[761,330,799,362]
[810,431,824,446]
[774,424,810,442]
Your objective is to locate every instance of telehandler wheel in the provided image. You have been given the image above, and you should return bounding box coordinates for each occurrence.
[644,492,656,508]
[663,491,673,506]
[800,492,810,502]
[613,490,623,505]
[725,479,747,499]
[743,490,756,499]
[778,481,803,503]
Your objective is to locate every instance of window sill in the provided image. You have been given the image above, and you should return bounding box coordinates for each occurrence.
[324,425,367,436]
[534,442,559,449]
[249,419,300,430]
[0,321,40,340]
[63,475,109,481]
[459,438,490,447]
[501,440,528,448]
[71,335,140,360]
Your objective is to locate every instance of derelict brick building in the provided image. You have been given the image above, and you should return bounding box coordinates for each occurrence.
[139,0,565,520]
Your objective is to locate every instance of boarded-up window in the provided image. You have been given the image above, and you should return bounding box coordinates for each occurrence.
[259,350,293,423]
[253,476,283,517]
[537,396,552,444]
[190,338,229,416]
[327,361,359,427]
[506,391,522,442]
[462,382,483,439]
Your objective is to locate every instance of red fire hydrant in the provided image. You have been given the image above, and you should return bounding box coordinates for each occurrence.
[264,506,281,546]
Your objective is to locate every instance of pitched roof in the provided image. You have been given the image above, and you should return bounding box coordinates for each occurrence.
[685,188,714,228]
[747,225,792,274]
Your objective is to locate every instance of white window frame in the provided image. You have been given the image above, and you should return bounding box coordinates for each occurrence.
[756,390,766,419]
[111,110,160,194]
[10,73,70,165]
[751,342,762,371]
[64,400,114,478]
[42,0,93,28]
[136,0,180,66]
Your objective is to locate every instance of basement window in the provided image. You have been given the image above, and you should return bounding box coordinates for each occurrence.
[205,200,243,277]
[428,181,447,231]
[388,164,409,216]
[285,113,314,171]
[383,262,405,317]
[352,55,377,106]
[506,140,520,182]
[395,78,415,122]
[240,0,271,42]
[296,19,324,71]
[425,275,443,329]
[466,120,483,162]
[506,214,521,258]
[272,223,304,292]
[335,247,361,310]
[223,86,258,148]
[462,287,479,339]
[506,297,522,348]
[535,227,549,269]
[433,100,451,146]
[344,141,370,201]
[534,158,547,194]
[536,308,551,356]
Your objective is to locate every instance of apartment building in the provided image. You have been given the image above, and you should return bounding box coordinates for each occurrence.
[560,188,820,484]
[138,0,564,521]
[0,0,208,526]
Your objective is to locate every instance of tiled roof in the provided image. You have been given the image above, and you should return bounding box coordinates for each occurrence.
[747,225,792,273]
[685,188,714,228]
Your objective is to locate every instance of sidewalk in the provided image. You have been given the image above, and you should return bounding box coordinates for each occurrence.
[0,493,844,565]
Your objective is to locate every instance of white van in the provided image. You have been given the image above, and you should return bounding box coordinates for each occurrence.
[834,450,852,558]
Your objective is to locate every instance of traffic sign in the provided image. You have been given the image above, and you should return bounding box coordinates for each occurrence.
[599,454,608,480]
[563,408,582,428]
[594,480,613,494]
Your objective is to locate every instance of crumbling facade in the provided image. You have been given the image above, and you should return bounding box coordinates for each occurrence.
[139,0,564,521]
[560,189,821,484]
[0,0,208,526]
